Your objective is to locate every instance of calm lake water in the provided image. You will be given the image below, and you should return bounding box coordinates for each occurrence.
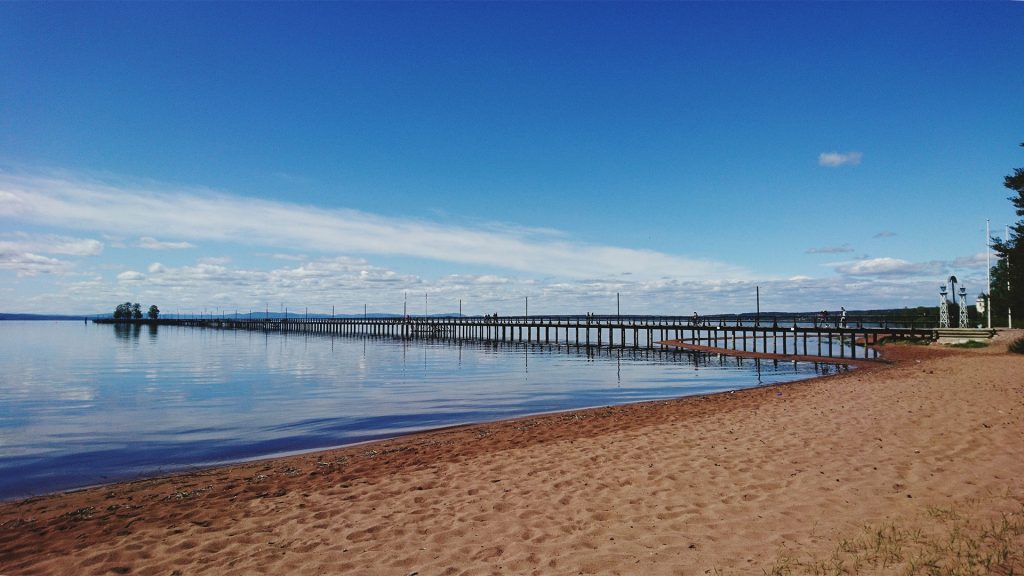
[0,321,842,500]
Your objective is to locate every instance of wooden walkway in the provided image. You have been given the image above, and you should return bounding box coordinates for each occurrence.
[658,339,882,366]
[93,315,949,361]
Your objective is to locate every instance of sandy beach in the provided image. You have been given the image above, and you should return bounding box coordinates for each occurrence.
[2,332,1022,575]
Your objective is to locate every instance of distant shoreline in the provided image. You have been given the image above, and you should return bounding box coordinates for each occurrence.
[0,314,90,321]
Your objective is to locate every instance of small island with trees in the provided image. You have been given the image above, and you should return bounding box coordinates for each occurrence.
[111,302,159,321]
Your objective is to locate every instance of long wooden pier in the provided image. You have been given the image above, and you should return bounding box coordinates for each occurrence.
[93,315,950,361]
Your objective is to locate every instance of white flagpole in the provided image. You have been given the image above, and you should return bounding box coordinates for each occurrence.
[1008,224,1013,329]
[987,219,992,329]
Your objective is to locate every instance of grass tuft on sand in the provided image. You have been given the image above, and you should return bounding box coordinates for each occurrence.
[760,497,1024,576]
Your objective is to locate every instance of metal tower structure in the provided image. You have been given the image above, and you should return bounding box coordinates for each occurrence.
[939,285,950,328]
[958,286,969,328]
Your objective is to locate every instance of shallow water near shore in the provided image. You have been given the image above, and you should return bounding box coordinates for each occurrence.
[0,321,844,499]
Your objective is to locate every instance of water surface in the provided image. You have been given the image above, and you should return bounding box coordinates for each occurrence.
[0,321,842,499]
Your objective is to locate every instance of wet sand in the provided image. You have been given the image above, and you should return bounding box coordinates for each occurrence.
[2,332,1022,575]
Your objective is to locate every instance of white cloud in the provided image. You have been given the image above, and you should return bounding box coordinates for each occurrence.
[0,233,95,277]
[2,170,989,315]
[833,257,937,277]
[117,270,146,282]
[818,151,863,167]
[0,251,73,277]
[0,232,103,256]
[137,236,196,250]
[834,257,912,276]
[263,253,308,262]
[0,172,750,282]
[473,275,513,285]
[0,247,990,315]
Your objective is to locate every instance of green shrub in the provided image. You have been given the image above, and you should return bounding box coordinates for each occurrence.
[1010,336,1024,354]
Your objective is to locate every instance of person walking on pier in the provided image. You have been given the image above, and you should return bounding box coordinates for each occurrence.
[818,310,830,328]
[839,307,847,328]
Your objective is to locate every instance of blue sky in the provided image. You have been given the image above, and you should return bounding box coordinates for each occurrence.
[1,2,1022,315]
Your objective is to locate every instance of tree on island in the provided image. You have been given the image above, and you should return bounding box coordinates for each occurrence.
[991,142,1024,326]
[112,302,150,320]
[148,305,160,320]
[113,302,133,319]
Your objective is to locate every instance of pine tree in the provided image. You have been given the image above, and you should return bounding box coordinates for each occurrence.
[991,143,1024,326]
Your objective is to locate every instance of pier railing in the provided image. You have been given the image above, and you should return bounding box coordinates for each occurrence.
[93,314,961,361]
[97,312,960,329]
